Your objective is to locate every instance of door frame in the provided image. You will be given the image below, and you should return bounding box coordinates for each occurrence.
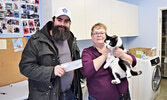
[158,7,167,61]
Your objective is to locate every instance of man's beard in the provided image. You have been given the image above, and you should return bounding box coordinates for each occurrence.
[51,25,71,41]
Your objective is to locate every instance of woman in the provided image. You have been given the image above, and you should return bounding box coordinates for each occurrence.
[80,23,136,100]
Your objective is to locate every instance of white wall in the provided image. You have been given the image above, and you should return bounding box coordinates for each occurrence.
[40,0,52,26]
[120,0,167,55]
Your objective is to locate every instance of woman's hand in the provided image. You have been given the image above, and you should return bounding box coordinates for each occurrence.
[113,47,133,65]
[113,47,125,58]
[102,48,110,56]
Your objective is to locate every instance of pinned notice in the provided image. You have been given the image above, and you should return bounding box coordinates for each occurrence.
[0,39,7,50]
[12,38,24,52]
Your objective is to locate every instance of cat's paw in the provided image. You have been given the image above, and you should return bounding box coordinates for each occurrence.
[111,79,121,84]
[126,70,132,78]
[103,64,109,69]
[126,73,132,78]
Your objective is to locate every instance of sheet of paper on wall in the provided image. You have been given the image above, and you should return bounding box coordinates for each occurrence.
[61,59,82,72]
[0,39,7,50]
[12,38,24,52]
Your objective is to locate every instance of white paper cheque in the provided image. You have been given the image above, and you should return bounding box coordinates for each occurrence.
[61,59,82,72]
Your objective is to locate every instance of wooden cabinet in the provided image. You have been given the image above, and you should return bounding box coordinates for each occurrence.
[41,0,139,40]
[110,0,138,37]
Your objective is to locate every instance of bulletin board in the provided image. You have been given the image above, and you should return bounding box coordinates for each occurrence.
[0,0,40,35]
[0,37,27,86]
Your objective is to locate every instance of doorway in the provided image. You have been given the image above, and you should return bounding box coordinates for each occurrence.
[158,8,167,77]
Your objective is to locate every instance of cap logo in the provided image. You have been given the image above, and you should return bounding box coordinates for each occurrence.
[62,8,68,13]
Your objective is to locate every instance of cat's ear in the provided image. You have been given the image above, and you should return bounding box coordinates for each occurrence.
[112,35,118,39]
[105,34,110,40]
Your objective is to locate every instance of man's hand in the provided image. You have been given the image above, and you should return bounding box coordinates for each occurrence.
[54,65,66,77]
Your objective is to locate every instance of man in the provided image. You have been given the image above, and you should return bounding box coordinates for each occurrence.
[19,7,83,100]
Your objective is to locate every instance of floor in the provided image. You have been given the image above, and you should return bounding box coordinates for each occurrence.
[155,77,167,100]
[82,78,167,100]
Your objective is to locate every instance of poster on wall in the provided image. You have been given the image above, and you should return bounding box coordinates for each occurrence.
[21,3,40,35]
[0,0,40,35]
[12,38,23,52]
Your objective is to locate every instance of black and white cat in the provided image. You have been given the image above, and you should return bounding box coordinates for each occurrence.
[103,35,142,84]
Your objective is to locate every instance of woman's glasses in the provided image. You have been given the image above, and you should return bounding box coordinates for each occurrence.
[92,32,106,36]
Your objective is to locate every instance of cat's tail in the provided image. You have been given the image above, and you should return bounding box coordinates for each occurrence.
[131,70,142,76]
